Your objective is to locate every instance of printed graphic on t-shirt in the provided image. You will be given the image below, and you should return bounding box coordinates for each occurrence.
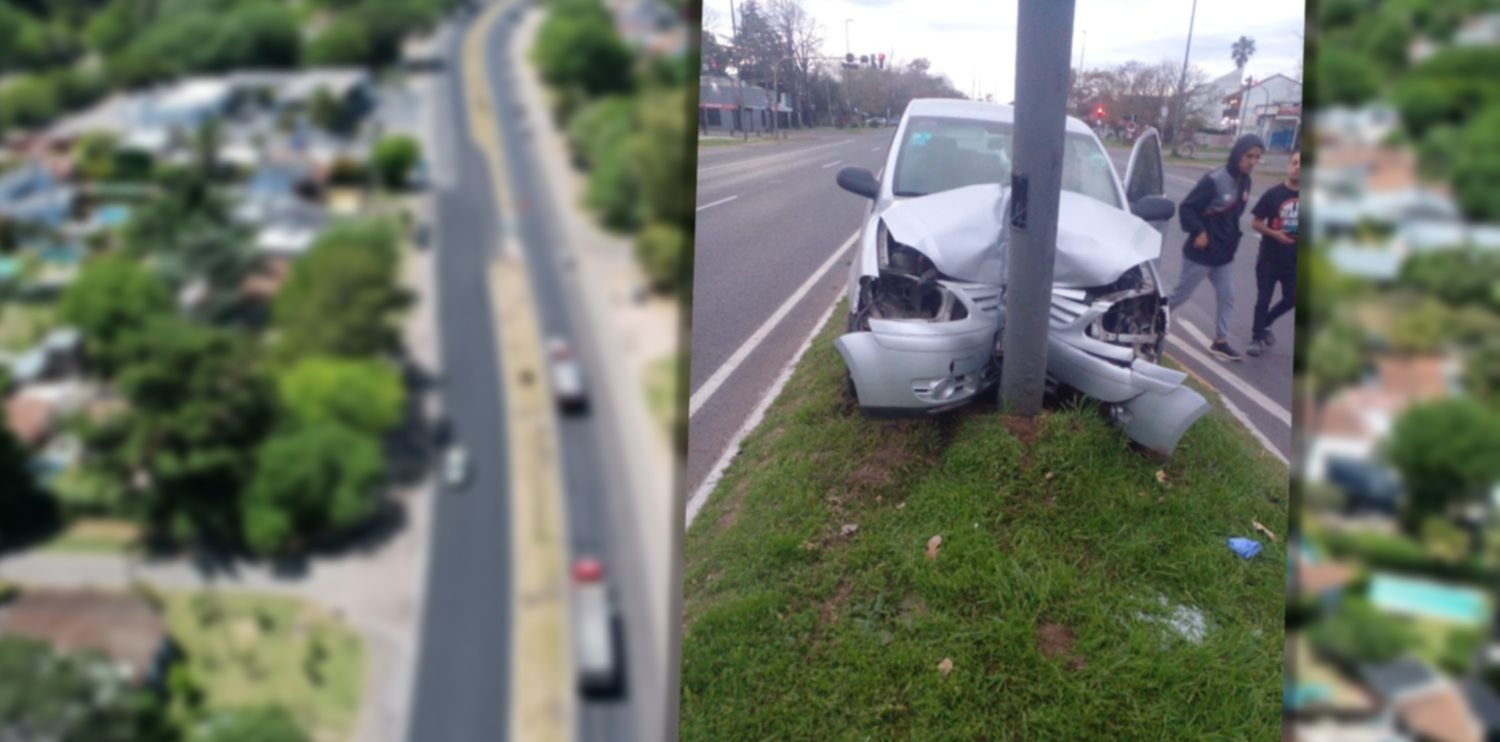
[1269,197,1298,237]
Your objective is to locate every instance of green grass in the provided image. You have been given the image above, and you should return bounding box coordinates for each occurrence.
[162,591,364,740]
[0,302,56,352]
[644,353,680,441]
[680,302,1288,739]
[40,519,140,556]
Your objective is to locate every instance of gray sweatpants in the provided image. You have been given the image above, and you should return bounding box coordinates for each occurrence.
[1168,258,1235,342]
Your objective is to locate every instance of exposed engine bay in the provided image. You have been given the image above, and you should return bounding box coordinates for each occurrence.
[834,184,1210,457]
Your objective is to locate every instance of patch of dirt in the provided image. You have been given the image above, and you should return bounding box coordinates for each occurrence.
[1000,414,1041,447]
[714,478,751,532]
[844,424,920,497]
[1036,622,1086,670]
[819,580,854,625]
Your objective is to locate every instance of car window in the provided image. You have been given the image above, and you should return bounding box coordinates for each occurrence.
[892,116,1121,209]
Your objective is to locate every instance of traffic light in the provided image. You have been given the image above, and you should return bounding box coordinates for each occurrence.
[878,53,886,69]
[1094,105,1105,119]
[846,52,854,64]
[859,54,868,65]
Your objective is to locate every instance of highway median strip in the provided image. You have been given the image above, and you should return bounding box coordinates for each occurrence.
[464,4,571,741]
[681,300,1288,738]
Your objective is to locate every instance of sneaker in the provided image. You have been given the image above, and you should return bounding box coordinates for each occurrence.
[1263,329,1277,348]
[1210,341,1244,362]
[1247,339,1265,357]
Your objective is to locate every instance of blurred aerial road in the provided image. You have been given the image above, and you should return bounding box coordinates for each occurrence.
[688,130,1291,503]
[407,3,648,740]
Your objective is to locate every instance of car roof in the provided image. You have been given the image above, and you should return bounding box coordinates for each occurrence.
[904,98,1096,136]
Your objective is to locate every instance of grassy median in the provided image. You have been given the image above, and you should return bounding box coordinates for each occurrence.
[680,303,1288,739]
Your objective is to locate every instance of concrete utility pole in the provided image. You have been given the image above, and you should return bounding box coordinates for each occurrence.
[1001,0,1076,416]
[1171,0,1199,154]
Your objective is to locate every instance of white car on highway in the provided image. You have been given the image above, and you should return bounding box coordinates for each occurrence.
[547,338,588,413]
[833,98,1210,456]
[571,557,620,695]
[443,446,470,489]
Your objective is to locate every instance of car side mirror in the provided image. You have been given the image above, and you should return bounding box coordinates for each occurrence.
[837,166,880,200]
[1130,195,1175,222]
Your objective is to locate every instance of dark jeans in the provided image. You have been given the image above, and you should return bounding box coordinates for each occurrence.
[1252,257,1296,341]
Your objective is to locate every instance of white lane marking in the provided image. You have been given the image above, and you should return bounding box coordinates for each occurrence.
[821,160,844,169]
[1167,335,1290,464]
[872,146,882,151]
[1167,171,1198,187]
[697,138,858,174]
[689,230,860,418]
[696,195,739,212]
[1172,319,1292,426]
[687,288,844,527]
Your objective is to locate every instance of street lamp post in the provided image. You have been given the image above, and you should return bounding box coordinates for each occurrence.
[1170,0,1199,155]
[1002,0,1076,416]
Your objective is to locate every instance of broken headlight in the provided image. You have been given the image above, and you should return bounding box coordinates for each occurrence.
[855,221,969,326]
[1084,265,1166,363]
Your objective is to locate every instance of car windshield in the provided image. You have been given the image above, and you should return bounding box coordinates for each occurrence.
[892,116,1122,209]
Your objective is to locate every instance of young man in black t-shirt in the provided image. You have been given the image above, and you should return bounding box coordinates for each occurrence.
[1247,150,1300,357]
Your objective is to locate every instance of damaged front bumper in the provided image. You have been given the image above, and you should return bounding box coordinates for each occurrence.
[835,281,1002,415]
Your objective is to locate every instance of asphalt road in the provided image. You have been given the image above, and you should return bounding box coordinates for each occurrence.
[1105,145,1294,460]
[484,6,645,741]
[688,129,894,495]
[687,131,1293,500]
[406,17,513,742]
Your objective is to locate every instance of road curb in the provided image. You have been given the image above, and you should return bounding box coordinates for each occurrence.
[463,4,572,742]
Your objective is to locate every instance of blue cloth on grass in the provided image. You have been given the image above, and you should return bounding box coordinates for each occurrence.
[1228,537,1262,559]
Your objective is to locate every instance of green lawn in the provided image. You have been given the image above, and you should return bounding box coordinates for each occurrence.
[0,302,56,352]
[643,353,680,442]
[680,302,1288,739]
[40,519,140,556]
[162,591,364,741]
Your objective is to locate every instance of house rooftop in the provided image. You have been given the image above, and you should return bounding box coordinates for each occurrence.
[0,587,168,684]
[1396,683,1483,742]
[1359,658,1439,702]
[1461,678,1500,731]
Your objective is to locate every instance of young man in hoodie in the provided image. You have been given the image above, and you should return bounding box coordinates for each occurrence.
[1247,149,1300,356]
[1166,134,1265,361]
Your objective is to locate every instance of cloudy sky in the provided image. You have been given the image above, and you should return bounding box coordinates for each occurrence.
[701,0,1305,103]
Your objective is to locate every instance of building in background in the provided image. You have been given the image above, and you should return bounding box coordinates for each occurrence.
[698,75,794,136]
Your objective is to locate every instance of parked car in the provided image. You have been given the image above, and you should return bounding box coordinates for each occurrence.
[832,98,1208,457]
[443,446,470,489]
[547,338,588,413]
[571,557,620,695]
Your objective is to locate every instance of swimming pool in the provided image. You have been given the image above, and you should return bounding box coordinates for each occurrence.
[1370,573,1488,625]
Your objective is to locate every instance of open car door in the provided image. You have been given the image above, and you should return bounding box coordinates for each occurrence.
[1122,127,1169,234]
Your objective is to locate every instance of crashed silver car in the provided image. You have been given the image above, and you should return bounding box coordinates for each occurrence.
[833,99,1210,456]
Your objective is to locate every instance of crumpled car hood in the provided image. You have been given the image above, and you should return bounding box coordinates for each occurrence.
[880,185,1162,288]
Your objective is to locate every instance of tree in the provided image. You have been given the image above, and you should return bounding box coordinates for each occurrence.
[1308,598,1414,664]
[768,0,822,128]
[635,223,687,296]
[0,426,56,545]
[533,4,634,100]
[1308,320,1367,398]
[1230,35,1257,70]
[59,254,174,376]
[272,220,407,363]
[0,75,60,131]
[1317,48,1381,107]
[1358,10,1414,74]
[371,135,422,190]
[214,2,301,70]
[1420,515,1470,564]
[1387,400,1500,525]
[0,636,171,742]
[241,422,385,555]
[1389,299,1452,355]
[108,317,275,545]
[1454,106,1500,222]
[277,356,406,435]
[634,86,692,229]
[190,706,310,742]
[306,18,372,66]
[1466,340,1500,410]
